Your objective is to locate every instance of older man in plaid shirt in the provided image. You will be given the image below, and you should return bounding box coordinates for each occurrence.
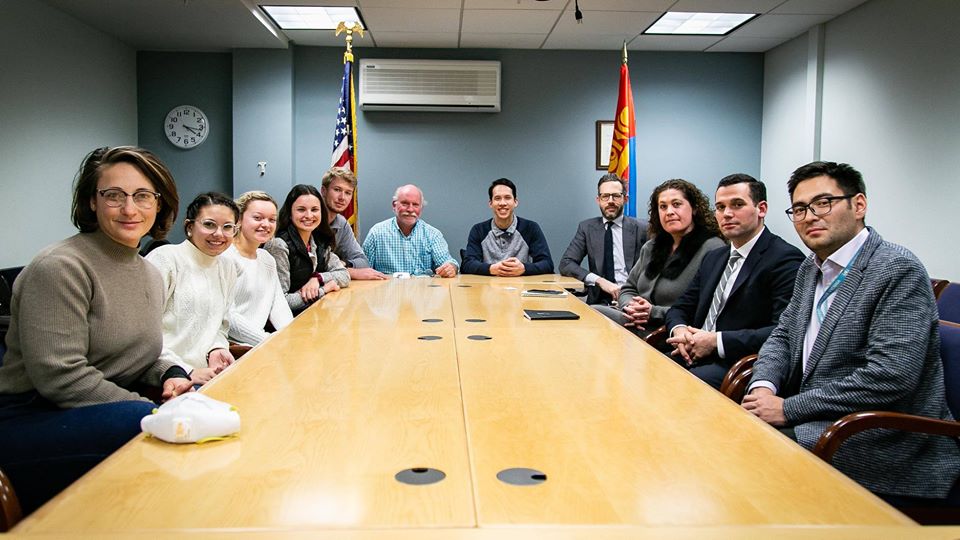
[362,184,458,277]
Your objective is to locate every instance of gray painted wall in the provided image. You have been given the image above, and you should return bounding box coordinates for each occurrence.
[760,0,960,280]
[137,52,233,244]
[232,49,293,202]
[290,47,763,263]
[0,0,136,268]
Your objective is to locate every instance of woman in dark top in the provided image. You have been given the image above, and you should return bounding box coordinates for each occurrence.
[264,184,349,315]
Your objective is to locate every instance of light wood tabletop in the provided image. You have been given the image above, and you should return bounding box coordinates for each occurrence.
[455,273,584,291]
[16,316,474,532]
[14,278,919,533]
[449,282,604,329]
[455,325,911,526]
[7,526,960,539]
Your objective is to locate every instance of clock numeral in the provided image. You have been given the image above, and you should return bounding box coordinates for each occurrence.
[170,117,178,123]
[169,131,176,136]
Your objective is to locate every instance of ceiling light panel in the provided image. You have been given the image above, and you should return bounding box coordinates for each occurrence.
[260,6,363,30]
[644,12,756,35]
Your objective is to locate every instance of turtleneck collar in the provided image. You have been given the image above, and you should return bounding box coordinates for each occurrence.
[88,229,142,262]
[180,238,219,267]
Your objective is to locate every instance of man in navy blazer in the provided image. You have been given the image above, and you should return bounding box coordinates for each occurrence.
[665,174,804,389]
[743,161,960,501]
[559,174,647,305]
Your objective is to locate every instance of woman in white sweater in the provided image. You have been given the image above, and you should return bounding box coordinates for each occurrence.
[146,192,240,385]
[224,191,293,346]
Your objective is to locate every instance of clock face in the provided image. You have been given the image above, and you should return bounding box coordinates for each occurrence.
[165,105,209,149]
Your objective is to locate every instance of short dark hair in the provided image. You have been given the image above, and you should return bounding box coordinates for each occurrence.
[717,173,766,205]
[597,173,626,195]
[184,192,241,236]
[278,184,336,250]
[788,161,866,199]
[488,178,516,200]
[72,146,179,239]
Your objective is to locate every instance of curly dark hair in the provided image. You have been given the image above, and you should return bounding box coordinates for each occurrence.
[644,179,723,280]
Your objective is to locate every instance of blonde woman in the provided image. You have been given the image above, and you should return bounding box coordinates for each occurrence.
[223,191,293,346]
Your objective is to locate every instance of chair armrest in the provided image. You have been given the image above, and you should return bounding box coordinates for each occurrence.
[643,325,668,350]
[720,354,758,396]
[813,411,960,463]
[0,466,22,532]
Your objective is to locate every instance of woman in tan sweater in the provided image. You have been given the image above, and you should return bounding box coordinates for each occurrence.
[0,146,192,515]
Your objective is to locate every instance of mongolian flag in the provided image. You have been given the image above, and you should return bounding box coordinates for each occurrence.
[608,42,637,217]
[331,47,358,233]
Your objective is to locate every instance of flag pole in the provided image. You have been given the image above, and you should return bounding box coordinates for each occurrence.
[333,22,364,235]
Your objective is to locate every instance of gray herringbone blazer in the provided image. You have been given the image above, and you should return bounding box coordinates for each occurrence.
[751,227,960,498]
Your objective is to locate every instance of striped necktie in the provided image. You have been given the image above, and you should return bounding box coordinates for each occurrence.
[703,251,743,332]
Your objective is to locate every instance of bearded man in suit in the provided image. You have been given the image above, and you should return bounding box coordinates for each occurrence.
[559,174,647,305]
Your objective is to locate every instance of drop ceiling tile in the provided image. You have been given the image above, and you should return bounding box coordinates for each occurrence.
[770,0,870,15]
[358,0,461,8]
[543,32,642,50]
[629,35,724,51]
[371,31,459,47]
[705,35,787,51]
[460,33,547,49]
[361,7,461,32]
[284,29,372,47]
[463,0,563,10]
[461,9,560,33]
[670,0,782,14]
[734,13,834,38]
[552,10,661,34]
[571,0,674,10]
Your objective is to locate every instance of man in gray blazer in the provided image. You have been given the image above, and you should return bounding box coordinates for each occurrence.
[743,161,960,501]
[559,174,647,305]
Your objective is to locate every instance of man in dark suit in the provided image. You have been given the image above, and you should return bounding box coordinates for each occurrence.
[665,174,804,389]
[743,161,960,501]
[559,174,647,305]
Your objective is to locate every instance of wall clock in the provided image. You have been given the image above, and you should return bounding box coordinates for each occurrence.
[164,105,209,149]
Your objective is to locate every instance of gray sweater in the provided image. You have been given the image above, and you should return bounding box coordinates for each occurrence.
[618,236,726,326]
[0,231,177,406]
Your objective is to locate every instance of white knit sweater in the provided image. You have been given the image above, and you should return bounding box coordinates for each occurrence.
[222,245,293,346]
[146,240,237,371]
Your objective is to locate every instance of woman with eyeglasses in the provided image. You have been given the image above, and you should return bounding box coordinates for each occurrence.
[0,146,192,514]
[223,191,293,347]
[146,192,240,385]
[265,184,349,315]
[598,179,725,337]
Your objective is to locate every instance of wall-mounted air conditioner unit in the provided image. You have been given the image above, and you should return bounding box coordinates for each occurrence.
[358,59,501,113]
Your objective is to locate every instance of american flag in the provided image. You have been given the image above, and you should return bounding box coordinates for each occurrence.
[331,54,358,231]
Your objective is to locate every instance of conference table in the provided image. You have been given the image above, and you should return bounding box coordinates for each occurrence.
[13,274,945,537]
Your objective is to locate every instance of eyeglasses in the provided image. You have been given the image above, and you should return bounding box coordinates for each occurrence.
[785,194,855,222]
[598,193,625,202]
[98,188,160,210]
[191,219,239,236]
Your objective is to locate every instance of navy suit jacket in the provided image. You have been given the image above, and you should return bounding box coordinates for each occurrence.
[665,227,804,365]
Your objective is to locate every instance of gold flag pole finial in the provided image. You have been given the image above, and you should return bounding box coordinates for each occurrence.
[622,40,628,64]
[335,21,364,61]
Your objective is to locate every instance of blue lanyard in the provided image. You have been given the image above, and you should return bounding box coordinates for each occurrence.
[816,244,864,323]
